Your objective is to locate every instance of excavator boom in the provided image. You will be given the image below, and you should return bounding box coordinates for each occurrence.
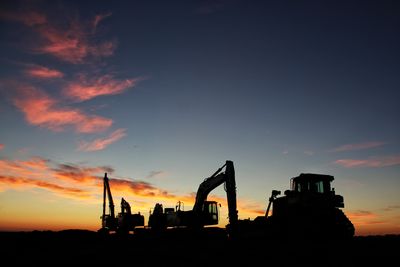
[149,160,238,230]
[191,160,238,226]
[102,173,115,228]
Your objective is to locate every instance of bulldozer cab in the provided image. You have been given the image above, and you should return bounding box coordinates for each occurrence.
[290,173,333,194]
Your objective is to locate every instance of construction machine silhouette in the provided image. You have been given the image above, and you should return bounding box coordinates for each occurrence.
[147,161,354,240]
[231,173,355,240]
[148,160,238,231]
[99,173,145,234]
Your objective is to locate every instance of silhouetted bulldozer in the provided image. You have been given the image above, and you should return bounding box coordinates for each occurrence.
[231,173,355,240]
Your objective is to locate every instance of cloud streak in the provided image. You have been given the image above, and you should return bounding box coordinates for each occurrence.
[334,155,400,168]
[24,64,64,79]
[0,175,88,196]
[331,141,386,152]
[1,9,116,64]
[145,171,165,179]
[35,20,116,64]
[12,83,113,133]
[0,157,176,202]
[0,10,47,26]
[64,75,140,102]
[78,128,127,151]
[93,12,112,33]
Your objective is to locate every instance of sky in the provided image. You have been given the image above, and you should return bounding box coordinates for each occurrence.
[0,0,399,236]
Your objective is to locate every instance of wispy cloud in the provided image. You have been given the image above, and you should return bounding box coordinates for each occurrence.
[1,9,116,64]
[331,141,386,152]
[334,155,400,168]
[12,83,113,133]
[35,20,116,64]
[0,156,175,201]
[24,64,64,79]
[145,171,165,179]
[78,128,127,151]
[383,205,400,212]
[0,10,47,26]
[93,12,112,33]
[346,210,386,227]
[64,74,140,102]
[0,175,88,197]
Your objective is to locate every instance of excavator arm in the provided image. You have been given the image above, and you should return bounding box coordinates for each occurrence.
[121,198,132,215]
[192,160,238,226]
[103,173,115,219]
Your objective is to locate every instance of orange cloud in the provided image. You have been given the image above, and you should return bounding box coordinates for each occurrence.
[64,75,139,101]
[346,210,387,232]
[331,141,386,152]
[334,155,400,168]
[24,65,64,79]
[0,157,50,179]
[78,128,127,151]
[12,83,113,133]
[0,156,266,220]
[0,175,88,197]
[52,163,113,183]
[0,156,179,204]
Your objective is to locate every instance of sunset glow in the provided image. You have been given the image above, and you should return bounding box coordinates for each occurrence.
[0,1,399,236]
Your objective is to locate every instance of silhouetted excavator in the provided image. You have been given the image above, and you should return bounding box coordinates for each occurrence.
[148,160,238,231]
[99,173,144,234]
[231,173,355,240]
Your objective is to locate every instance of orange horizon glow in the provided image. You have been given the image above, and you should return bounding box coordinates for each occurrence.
[1,156,399,235]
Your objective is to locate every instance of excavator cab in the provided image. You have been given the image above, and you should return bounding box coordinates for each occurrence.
[202,201,219,225]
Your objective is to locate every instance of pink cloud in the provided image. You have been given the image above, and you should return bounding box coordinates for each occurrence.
[24,65,64,79]
[334,155,400,168]
[33,14,116,63]
[64,75,139,101]
[93,12,112,32]
[12,83,112,133]
[0,144,4,150]
[331,141,386,152]
[1,9,116,64]
[0,10,47,26]
[78,128,127,151]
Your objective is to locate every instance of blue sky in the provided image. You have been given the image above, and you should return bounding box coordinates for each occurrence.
[0,0,399,235]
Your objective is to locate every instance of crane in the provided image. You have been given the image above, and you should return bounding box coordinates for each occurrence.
[99,173,145,234]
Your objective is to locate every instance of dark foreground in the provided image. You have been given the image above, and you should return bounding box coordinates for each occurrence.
[1,229,398,267]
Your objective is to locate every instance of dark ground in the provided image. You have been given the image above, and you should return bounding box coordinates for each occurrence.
[0,229,398,267]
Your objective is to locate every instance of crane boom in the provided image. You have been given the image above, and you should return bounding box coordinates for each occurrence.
[103,173,115,221]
